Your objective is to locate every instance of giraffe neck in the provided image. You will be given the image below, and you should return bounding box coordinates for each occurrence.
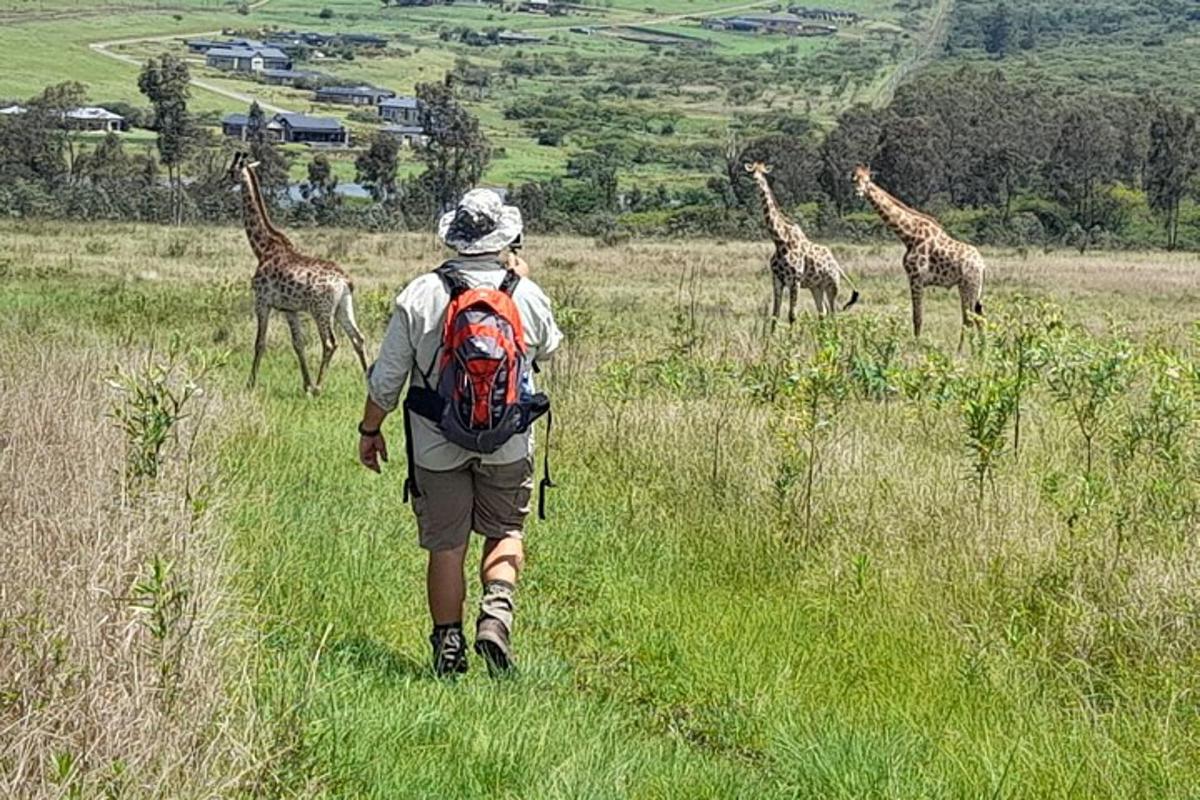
[862,180,935,245]
[239,168,293,262]
[752,173,805,246]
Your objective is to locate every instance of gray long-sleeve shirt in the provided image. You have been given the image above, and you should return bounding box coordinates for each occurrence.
[368,255,563,470]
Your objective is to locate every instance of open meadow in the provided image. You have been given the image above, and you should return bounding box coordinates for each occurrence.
[2,220,1198,797]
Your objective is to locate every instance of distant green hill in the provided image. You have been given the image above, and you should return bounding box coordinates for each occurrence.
[934,0,1200,99]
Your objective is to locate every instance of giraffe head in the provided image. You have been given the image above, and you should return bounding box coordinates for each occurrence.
[226,151,261,185]
[744,162,772,176]
[852,164,873,197]
[227,151,247,184]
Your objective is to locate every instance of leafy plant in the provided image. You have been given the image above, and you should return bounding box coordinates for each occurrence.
[958,368,1017,512]
[129,554,192,704]
[780,330,850,543]
[1043,330,1134,477]
[107,336,224,484]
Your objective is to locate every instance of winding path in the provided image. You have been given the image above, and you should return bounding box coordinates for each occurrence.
[871,0,954,107]
[86,0,291,114]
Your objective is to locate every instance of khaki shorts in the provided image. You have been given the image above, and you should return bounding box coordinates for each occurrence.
[412,458,534,552]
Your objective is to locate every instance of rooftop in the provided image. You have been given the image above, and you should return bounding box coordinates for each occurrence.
[67,106,123,121]
[316,85,395,97]
[206,45,289,59]
[276,113,345,131]
[379,96,419,109]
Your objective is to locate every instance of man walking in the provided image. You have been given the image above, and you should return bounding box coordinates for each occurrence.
[357,189,562,677]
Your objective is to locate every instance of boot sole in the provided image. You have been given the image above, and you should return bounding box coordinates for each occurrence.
[474,639,513,677]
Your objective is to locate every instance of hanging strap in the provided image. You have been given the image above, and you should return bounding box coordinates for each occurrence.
[499,268,521,296]
[402,395,421,503]
[537,408,555,521]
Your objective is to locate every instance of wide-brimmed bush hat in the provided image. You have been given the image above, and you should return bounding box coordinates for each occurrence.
[438,188,523,255]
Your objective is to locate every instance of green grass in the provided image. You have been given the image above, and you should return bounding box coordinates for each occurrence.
[2,220,1199,797]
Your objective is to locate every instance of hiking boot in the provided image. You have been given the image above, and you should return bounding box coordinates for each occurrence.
[474,617,513,677]
[430,624,468,678]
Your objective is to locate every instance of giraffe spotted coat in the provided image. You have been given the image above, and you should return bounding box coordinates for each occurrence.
[853,165,985,350]
[232,154,368,394]
[747,162,858,326]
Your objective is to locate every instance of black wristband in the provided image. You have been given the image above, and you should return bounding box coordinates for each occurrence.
[358,422,381,437]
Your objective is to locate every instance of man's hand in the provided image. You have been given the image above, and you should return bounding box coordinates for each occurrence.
[504,252,530,278]
[359,432,389,473]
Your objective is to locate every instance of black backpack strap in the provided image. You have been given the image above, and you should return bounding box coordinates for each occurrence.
[402,394,421,503]
[499,269,521,297]
[435,263,472,299]
[537,407,555,521]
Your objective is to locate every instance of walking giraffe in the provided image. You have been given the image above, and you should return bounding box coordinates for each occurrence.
[231,153,368,394]
[745,162,859,328]
[852,164,985,351]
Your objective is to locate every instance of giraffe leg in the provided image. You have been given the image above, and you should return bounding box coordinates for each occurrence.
[313,313,337,392]
[826,286,838,319]
[909,279,925,339]
[335,289,369,373]
[958,279,984,354]
[248,305,270,390]
[770,274,783,333]
[809,287,823,319]
[788,280,799,326]
[285,311,316,394]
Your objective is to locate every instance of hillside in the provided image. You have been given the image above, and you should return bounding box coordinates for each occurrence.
[936,0,1200,99]
[1,0,952,187]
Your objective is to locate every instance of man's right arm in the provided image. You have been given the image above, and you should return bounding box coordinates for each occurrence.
[367,300,415,413]
[359,298,415,472]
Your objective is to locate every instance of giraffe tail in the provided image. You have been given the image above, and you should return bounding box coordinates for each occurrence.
[837,265,861,311]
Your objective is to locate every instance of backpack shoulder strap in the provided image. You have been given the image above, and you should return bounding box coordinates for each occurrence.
[499,269,521,297]
[435,262,472,299]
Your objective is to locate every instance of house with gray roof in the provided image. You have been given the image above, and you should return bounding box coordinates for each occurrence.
[66,107,125,132]
[206,45,291,73]
[222,112,347,146]
[314,85,396,106]
[378,96,420,125]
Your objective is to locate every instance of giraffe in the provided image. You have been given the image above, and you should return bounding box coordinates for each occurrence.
[230,153,368,394]
[852,164,985,351]
[745,162,859,329]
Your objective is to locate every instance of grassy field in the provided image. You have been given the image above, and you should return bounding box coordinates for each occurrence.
[2,219,1198,797]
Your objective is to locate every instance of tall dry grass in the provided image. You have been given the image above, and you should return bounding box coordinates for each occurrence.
[0,342,258,799]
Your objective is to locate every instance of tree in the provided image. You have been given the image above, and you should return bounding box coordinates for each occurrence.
[356,135,399,202]
[77,132,131,183]
[819,106,881,216]
[566,144,620,211]
[1145,103,1197,250]
[305,154,337,198]
[0,83,82,183]
[982,3,1012,57]
[416,80,491,213]
[138,54,192,224]
[1043,108,1123,249]
[736,134,823,210]
[242,102,289,203]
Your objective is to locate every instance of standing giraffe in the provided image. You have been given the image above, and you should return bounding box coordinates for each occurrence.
[852,164,985,350]
[745,162,859,328]
[231,153,368,394]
